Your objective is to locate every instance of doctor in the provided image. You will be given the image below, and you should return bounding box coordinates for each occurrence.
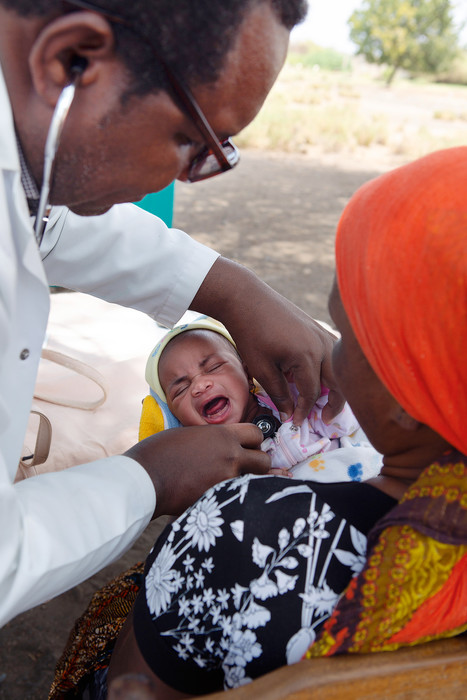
[0,0,341,627]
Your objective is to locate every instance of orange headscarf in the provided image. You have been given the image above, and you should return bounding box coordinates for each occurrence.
[335,147,467,455]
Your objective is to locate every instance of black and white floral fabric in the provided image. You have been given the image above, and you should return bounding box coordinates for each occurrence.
[133,475,395,694]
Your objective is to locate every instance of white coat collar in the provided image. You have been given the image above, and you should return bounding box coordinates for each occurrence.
[0,61,48,284]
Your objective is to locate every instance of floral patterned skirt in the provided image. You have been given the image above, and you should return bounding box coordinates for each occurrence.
[132,474,396,694]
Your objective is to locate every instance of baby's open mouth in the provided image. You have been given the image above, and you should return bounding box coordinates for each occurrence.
[203,396,229,419]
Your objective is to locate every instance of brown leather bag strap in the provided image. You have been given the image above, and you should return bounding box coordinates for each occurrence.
[20,410,52,470]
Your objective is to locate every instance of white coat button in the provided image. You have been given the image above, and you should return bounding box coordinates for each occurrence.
[20,348,30,360]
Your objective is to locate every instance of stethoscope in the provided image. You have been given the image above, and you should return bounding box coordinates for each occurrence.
[34,57,87,246]
[252,413,281,439]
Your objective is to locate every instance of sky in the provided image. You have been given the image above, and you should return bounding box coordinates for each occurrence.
[291,0,467,53]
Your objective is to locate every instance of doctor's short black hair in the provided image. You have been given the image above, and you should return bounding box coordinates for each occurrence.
[1,0,308,96]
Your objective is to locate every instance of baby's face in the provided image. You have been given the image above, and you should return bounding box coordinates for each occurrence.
[159,331,251,426]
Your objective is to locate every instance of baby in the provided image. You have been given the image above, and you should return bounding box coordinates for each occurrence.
[142,316,364,475]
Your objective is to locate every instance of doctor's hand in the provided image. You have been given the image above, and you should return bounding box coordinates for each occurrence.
[124,423,269,518]
[191,257,345,426]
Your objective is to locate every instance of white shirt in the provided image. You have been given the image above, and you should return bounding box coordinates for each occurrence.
[0,64,219,626]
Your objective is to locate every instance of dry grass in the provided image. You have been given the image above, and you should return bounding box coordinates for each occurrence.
[236,62,467,161]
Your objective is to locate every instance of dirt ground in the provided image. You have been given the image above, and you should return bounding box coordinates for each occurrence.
[0,147,407,699]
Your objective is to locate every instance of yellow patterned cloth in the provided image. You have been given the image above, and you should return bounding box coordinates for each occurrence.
[307,452,467,658]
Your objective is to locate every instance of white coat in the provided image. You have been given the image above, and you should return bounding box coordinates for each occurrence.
[0,65,219,626]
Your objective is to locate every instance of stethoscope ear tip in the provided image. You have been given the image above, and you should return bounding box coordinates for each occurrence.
[70,55,88,77]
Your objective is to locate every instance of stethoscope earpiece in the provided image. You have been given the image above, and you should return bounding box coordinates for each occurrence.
[70,55,88,77]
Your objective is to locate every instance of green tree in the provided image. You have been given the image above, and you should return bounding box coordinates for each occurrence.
[349,0,459,84]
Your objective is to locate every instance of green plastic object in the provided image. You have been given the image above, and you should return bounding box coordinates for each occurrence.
[134,182,175,227]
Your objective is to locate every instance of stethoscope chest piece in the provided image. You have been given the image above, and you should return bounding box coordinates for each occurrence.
[252,414,280,439]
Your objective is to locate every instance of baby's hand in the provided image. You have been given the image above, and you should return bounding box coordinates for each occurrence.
[267,467,292,478]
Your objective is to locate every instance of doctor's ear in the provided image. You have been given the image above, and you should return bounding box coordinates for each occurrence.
[28,11,117,107]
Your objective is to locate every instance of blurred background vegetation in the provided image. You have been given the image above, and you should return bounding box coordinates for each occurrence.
[348,0,464,86]
[236,0,467,161]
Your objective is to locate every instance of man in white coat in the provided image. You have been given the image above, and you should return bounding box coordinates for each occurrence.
[0,0,342,627]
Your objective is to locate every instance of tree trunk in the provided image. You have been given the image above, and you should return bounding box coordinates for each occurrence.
[386,63,399,86]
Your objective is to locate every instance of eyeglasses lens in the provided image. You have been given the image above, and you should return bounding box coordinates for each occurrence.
[184,139,239,183]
